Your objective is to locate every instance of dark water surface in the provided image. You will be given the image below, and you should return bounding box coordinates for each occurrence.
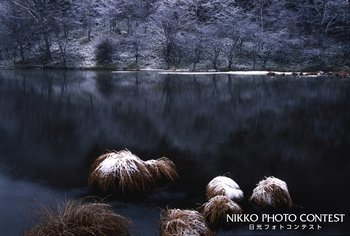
[0,70,349,235]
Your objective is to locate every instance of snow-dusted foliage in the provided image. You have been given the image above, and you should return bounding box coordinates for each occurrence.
[201,195,242,228]
[249,176,292,210]
[160,208,213,236]
[23,200,132,236]
[206,176,244,201]
[88,149,178,192]
[145,157,178,181]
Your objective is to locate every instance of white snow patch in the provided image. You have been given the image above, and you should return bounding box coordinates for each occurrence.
[97,157,120,176]
[144,159,158,165]
[229,71,272,75]
[158,71,228,75]
[225,188,244,201]
[208,176,240,189]
[111,71,138,74]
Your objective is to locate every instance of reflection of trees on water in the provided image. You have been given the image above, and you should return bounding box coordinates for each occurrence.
[134,73,139,94]
[211,74,218,96]
[162,75,174,116]
[0,70,349,213]
[191,75,202,100]
[0,70,94,187]
[95,72,115,98]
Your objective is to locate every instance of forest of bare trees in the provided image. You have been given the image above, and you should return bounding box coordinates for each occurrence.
[0,0,349,70]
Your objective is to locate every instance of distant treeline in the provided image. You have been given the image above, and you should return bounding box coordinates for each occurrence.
[0,0,349,70]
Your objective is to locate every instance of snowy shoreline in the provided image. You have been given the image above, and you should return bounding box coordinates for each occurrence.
[1,65,349,77]
[112,70,350,77]
[157,71,293,75]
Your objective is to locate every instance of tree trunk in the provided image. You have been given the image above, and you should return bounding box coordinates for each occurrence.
[87,26,91,41]
[19,43,25,62]
[43,31,52,61]
[228,57,233,70]
[260,3,264,32]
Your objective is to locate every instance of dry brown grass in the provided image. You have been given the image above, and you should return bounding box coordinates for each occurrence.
[145,157,178,181]
[23,200,132,236]
[201,195,242,228]
[89,150,178,193]
[160,208,213,236]
[249,176,292,210]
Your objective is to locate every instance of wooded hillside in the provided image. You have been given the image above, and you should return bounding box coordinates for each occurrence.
[0,0,349,70]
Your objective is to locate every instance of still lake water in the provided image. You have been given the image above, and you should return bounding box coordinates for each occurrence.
[0,70,349,235]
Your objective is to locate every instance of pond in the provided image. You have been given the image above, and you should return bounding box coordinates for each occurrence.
[0,70,349,235]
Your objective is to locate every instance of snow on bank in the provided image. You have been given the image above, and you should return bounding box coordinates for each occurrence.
[157,71,290,75]
[112,70,329,76]
[112,70,273,75]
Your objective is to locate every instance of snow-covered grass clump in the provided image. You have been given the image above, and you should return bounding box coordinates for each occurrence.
[206,176,244,201]
[145,157,178,181]
[201,195,242,229]
[249,176,292,210]
[24,200,132,236]
[160,209,213,236]
[88,149,178,193]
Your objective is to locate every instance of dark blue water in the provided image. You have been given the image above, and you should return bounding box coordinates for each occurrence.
[0,70,349,235]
